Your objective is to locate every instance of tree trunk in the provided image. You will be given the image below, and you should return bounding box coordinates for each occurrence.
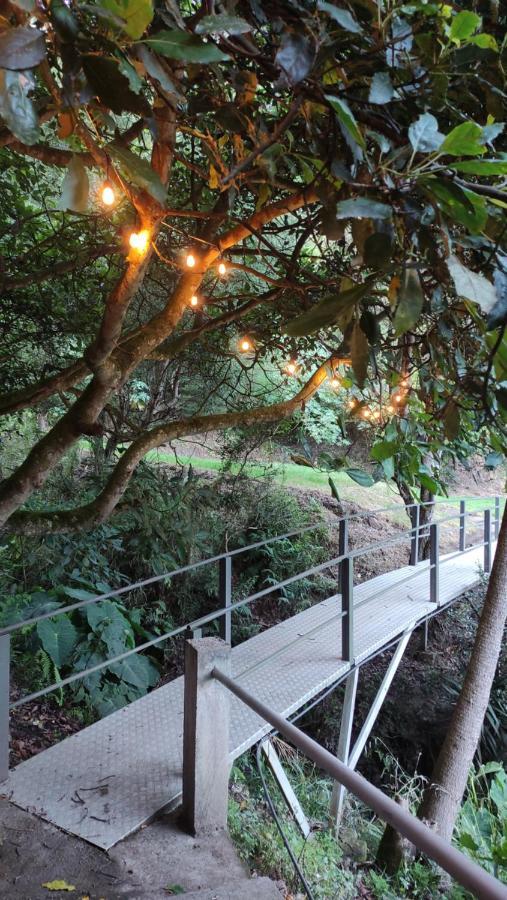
[418,501,507,842]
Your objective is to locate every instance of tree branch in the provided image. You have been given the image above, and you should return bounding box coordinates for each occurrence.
[3,359,333,534]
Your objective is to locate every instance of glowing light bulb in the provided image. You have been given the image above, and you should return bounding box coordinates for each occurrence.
[401,379,409,388]
[348,399,356,409]
[218,261,227,276]
[373,410,381,420]
[186,253,196,268]
[189,294,199,307]
[239,337,252,352]
[362,408,371,419]
[101,182,115,206]
[286,361,297,375]
[330,377,341,389]
[129,229,149,254]
[393,394,402,403]
[387,404,395,414]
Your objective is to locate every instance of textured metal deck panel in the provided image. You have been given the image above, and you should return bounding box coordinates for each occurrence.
[1,545,488,849]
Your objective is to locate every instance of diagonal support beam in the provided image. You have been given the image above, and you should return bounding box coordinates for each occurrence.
[331,629,413,828]
[329,668,359,825]
[261,739,311,838]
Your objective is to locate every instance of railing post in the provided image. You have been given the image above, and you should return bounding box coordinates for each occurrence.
[182,637,231,835]
[218,555,232,645]
[338,518,348,594]
[459,499,466,552]
[0,634,10,783]
[484,509,492,574]
[341,556,354,662]
[409,504,420,566]
[429,523,439,604]
[494,496,500,540]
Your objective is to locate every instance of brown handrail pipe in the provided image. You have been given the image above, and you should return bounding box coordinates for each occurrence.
[212,667,507,900]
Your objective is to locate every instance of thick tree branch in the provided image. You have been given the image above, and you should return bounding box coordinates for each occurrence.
[3,359,333,534]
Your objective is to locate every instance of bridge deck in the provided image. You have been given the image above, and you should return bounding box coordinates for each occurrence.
[2,545,488,849]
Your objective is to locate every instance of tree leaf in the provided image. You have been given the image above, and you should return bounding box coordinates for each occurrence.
[447,255,497,313]
[336,197,392,220]
[345,467,374,487]
[136,45,186,104]
[0,26,46,70]
[408,113,444,153]
[275,32,314,86]
[328,476,341,502]
[325,94,365,149]
[393,266,424,335]
[284,283,370,336]
[371,440,397,461]
[449,159,507,175]
[0,69,39,144]
[143,30,230,63]
[443,401,460,440]
[58,155,89,213]
[82,56,150,116]
[364,232,392,268]
[318,2,363,34]
[195,15,252,36]
[102,0,153,39]
[37,616,78,668]
[351,321,369,387]
[369,72,394,105]
[450,11,481,42]
[108,142,166,203]
[421,178,487,233]
[439,122,486,157]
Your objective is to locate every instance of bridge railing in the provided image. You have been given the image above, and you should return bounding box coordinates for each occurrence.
[0,494,503,782]
[180,636,507,900]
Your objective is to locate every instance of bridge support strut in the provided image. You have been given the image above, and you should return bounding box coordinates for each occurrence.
[330,629,413,830]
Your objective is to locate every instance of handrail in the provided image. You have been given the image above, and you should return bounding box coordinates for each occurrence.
[7,532,491,709]
[1,494,501,636]
[4,495,501,709]
[212,667,507,900]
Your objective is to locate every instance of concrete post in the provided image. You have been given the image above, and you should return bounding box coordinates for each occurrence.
[430,523,439,604]
[182,637,231,835]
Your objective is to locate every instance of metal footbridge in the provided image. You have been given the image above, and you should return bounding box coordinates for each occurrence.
[0,496,502,852]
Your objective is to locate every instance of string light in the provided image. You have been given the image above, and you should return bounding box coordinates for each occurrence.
[189,294,200,307]
[239,337,252,352]
[218,260,227,276]
[393,394,403,403]
[186,252,196,268]
[286,360,297,375]
[387,404,395,414]
[348,399,356,409]
[373,409,381,420]
[362,408,371,419]
[330,377,341,389]
[129,229,149,254]
[101,182,115,207]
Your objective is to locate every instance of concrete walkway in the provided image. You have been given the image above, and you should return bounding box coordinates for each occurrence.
[0,798,281,899]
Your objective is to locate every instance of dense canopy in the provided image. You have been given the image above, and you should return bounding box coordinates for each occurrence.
[0,0,506,532]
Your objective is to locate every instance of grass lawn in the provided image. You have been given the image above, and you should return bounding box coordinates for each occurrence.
[149,449,406,517]
[148,450,503,525]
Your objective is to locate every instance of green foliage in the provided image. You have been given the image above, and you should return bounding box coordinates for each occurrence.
[456,764,507,882]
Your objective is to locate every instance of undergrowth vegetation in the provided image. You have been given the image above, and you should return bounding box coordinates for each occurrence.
[1,460,331,717]
[229,744,507,899]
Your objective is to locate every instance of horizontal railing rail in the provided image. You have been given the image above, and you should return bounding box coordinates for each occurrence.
[207,663,507,900]
[0,494,503,781]
[0,494,501,637]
